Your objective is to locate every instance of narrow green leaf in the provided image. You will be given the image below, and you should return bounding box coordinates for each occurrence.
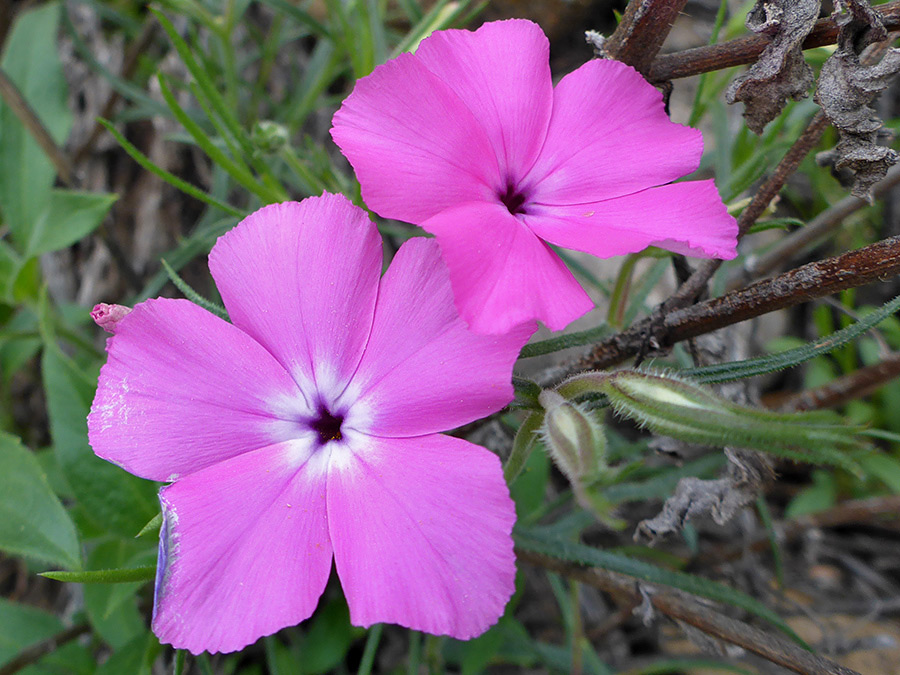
[156,74,281,203]
[41,566,155,584]
[136,512,162,538]
[685,295,900,384]
[160,259,228,319]
[0,432,81,569]
[515,528,807,648]
[25,190,117,256]
[505,412,543,484]
[98,118,244,217]
[520,324,613,359]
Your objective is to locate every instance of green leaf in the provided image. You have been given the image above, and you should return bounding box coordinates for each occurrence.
[95,632,162,675]
[42,342,158,537]
[0,2,72,246]
[0,598,63,666]
[0,431,81,569]
[41,566,156,584]
[515,527,807,648]
[685,295,900,384]
[519,323,613,359]
[24,190,117,256]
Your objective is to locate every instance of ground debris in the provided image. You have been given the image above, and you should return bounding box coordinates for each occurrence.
[726,0,820,134]
[815,0,900,199]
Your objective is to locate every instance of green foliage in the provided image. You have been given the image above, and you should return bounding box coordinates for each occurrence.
[0,431,80,569]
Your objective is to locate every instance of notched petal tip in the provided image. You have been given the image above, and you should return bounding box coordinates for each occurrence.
[91,303,132,334]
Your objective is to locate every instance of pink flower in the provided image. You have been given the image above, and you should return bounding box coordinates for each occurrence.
[87,194,532,654]
[331,19,738,334]
[90,303,132,333]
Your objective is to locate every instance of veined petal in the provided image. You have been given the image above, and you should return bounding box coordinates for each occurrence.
[526,59,703,205]
[209,195,382,396]
[342,238,532,438]
[88,298,309,482]
[422,202,593,333]
[526,180,738,260]
[153,440,333,655]
[415,19,552,182]
[331,54,500,223]
[327,434,515,639]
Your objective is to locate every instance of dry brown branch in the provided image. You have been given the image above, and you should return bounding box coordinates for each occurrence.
[779,351,900,411]
[702,495,900,565]
[648,0,900,82]
[574,235,900,373]
[517,548,863,675]
[601,0,689,75]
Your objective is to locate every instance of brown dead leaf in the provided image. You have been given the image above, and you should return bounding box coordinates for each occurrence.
[815,0,900,198]
[726,0,821,134]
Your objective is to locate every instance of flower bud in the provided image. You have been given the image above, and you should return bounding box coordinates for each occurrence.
[252,120,289,155]
[538,389,606,483]
[91,303,132,334]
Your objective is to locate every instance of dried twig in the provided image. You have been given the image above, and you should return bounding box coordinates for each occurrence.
[0,624,91,675]
[779,351,900,411]
[0,67,74,186]
[648,0,900,82]
[574,235,900,372]
[601,0,690,75]
[518,549,862,675]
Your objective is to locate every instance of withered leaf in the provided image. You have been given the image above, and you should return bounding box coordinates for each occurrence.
[726,0,821,134]
[815,0,900,198]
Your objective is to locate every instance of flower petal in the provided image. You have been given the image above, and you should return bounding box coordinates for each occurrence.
[330,54,500,223]
[88,298,309,482]
[327,434,515,639]
[526,180,738,260]
[415,19,552,182]
[153,440,333,655]
[209,195,382,396]
[341,237,532,437]
[525,59,703,205]
[422,202,593,333]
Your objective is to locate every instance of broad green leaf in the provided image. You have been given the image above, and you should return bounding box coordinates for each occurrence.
[0,599,93,674]
[24,190,117,257]
[515,527,807,648]
[860,453,900,493]
[296,598,357,675]
[42,342,158,537]
[0,2,72,246]
[0,432,80,569]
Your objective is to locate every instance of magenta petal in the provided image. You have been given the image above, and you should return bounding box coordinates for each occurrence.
[343,238,533,437]
[422,202,593,333]
[152,440,333,655]
[88,298,308,481]
[527,180,738,260]
[525,59,703,205]
[331,54,500,223]
[328,434,515,639]
[209,195,382,394]
[415,19,552,182]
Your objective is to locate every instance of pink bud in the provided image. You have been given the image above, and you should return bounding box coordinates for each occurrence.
[91,303,132,334]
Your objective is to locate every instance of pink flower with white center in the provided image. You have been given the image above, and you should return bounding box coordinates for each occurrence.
[331,19,739,334]
[87,193,533,655]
